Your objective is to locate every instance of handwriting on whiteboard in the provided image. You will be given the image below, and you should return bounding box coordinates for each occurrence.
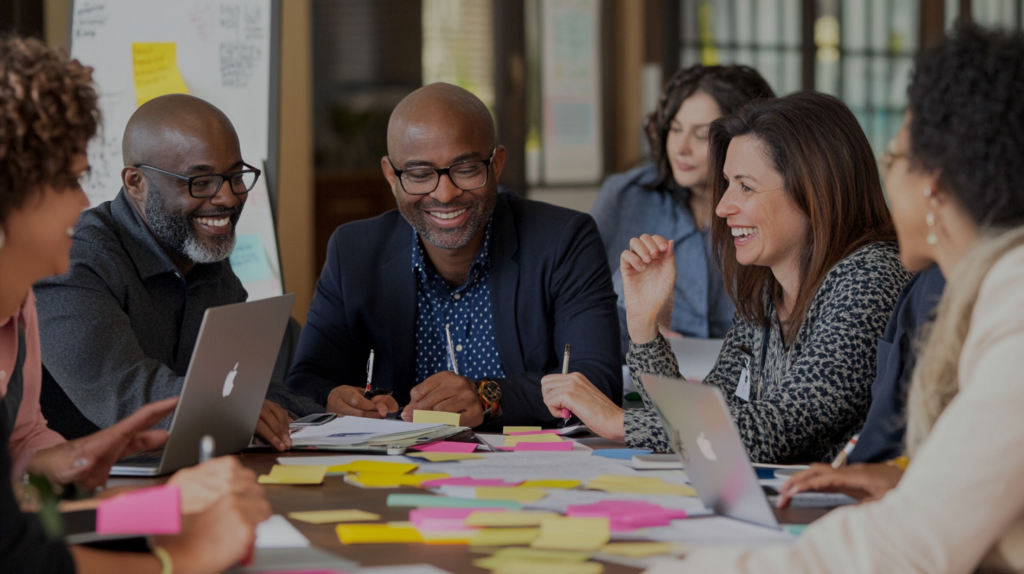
[74,2,108,38]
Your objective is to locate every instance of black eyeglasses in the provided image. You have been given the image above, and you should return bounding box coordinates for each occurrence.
[135,163,261,199]
[388,151,495,195]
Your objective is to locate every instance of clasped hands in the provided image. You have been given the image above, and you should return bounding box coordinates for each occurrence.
[326,371,485,428]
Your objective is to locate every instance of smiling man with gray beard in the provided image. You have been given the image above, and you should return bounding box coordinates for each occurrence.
[34,94,318,450]
[286,83,622,429]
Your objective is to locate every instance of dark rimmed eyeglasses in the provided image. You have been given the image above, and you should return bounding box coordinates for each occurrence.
[388,151,495,195]
[134,163,261,199]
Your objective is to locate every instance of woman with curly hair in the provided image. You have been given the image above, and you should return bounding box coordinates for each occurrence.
[590,65,774,352]
[0,36,270,574]
[652,21,1024,574]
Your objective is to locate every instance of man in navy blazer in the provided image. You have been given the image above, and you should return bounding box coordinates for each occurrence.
[287,83,621,428]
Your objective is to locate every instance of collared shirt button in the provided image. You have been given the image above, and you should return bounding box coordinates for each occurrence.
[453,293,461,300]
[456,344,463,352]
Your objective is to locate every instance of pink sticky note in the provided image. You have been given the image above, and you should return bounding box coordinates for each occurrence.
[507,429,563,436]
[420,477,522,488]
[565,502,687,531]
[410,441,479,453]
[409,507,505,528]
[514,441,573,452]
[96,484,181,535]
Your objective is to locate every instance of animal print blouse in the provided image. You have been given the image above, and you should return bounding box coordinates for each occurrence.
[623,242,912,463]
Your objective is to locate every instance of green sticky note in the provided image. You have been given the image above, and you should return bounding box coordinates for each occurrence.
[386,494,521,510]
[229,234,273,283]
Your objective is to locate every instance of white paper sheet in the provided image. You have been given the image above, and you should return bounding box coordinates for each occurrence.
[523,488,710,516]
[254,515,310,549]
[639,516,794,545]
[289,417,448,446]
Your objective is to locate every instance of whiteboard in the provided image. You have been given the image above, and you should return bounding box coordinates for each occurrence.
[70,0,283,300]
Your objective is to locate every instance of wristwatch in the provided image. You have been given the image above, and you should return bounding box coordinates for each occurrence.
[475,379,502,418]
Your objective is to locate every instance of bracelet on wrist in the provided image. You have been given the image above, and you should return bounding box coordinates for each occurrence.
[152,545,173,574]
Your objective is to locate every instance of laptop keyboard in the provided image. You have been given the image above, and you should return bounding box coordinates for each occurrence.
[116,447,165,465]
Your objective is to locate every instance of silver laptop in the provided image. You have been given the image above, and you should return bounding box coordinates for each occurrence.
[111,294,295,476]
[641,374,779,529]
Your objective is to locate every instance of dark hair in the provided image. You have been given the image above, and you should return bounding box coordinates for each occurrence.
[0,37,99,224]
[645,64,775,191]
[908,21,1024,228]
[708,92,896,340]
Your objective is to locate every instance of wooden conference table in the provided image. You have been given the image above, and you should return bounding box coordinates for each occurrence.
[195,444,831,574]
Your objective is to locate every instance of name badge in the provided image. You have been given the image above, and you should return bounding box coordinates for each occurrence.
[735,357,752,402]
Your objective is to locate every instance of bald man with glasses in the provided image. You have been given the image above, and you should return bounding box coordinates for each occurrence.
[35,94,319,450]
[286,83,622,429]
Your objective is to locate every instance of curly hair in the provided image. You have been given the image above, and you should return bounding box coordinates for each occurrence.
[0,36,99,224]
[645,64,775,191]
[908,21,1024,228]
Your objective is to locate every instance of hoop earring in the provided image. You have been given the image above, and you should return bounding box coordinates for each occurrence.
[923,188,938,245]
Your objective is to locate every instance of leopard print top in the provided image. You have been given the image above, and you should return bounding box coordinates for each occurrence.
[623,242,912,463]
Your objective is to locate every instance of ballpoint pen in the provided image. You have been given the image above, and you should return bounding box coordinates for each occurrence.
[446,324,460,376]
[831,434,859,468]
[561,344,572,427]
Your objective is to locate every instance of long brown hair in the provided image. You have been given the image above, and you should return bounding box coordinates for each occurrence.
[708,92,896,340]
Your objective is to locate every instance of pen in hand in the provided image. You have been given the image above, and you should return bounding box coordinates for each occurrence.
[560,344,572,425]
[446,324,460,376]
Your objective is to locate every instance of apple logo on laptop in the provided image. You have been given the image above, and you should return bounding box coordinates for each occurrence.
[696,432,717,461]
[222,363,239,397]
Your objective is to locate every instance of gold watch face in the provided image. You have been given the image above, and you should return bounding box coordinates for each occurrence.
[479,380,502,403]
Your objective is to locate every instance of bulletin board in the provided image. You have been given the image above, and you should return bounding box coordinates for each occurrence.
[69,0,284,300]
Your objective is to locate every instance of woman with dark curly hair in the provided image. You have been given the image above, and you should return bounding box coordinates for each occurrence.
[590,65,774,352]
[650,21,1024,574]
[0,36,270,574]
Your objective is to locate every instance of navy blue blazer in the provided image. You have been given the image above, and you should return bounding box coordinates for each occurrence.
[850,265,946,463]
[287,192,623,426]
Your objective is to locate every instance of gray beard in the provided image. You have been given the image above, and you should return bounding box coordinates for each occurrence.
[145,190,238,264]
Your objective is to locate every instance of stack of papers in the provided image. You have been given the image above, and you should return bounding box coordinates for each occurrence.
[290,417,465,451]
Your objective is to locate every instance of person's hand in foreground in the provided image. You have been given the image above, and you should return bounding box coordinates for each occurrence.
[327,385,399,419]
[152,482,270,574]
[401,371,484,428]
[776,462,904,509]
[541,372,624,441]
[621,235,677,344]
[168,456,260,514]
[254,400,294,452]
[27,397,177,491]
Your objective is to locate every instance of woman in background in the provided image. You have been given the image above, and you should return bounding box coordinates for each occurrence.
[591,65,774,352]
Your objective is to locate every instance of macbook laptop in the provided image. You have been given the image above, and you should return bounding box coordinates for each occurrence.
[111,294,295,476]
[641,374,779,529]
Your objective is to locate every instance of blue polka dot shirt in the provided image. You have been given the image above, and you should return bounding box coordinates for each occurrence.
[413,223,506,386]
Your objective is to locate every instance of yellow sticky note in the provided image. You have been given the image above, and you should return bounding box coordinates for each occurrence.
[413,410,462,426]
[347,473,449,488]
[465,511,557,527]
[328,461,419,475]
[531,517,610,551]
[503,427,541,434]
[518,479,581,489]
[492,547,591,562]
[421,531,475,545]
[474,559,603,574]
[585,475,697,497]
[132,43,190,107]
[469,527,540,546]
[598,542,680,558]
[475,487,548,503]
[504,434,564,446]
[336,523,424,544]
[257,464,327,485]
[406,452,485,462]
[287,509,381,524]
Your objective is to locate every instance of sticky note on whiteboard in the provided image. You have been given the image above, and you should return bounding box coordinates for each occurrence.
[230,234,273,283]
[132,43,190,107]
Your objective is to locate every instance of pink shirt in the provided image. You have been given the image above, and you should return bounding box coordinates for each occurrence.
[0,291,66,478]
